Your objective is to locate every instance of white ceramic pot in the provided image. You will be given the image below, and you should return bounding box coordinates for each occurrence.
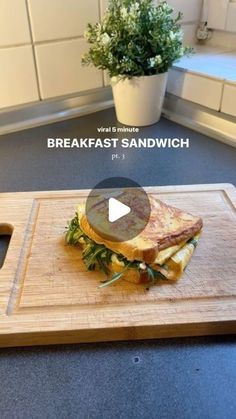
[111,73,168,126]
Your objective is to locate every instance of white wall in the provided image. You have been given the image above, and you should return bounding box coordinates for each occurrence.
[0,0,39,108]
[206,0,236,32]
[166,0,202,45]
[204,0,236,48]
[0,0,202,110]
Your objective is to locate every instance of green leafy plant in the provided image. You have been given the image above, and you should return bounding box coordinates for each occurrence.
[82,0,193,78]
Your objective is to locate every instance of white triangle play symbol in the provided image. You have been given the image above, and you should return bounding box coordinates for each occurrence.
[108,197,131,223]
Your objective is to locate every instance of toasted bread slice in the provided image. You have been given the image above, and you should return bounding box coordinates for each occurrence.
[78,194,203,263]
[108,233,201,284]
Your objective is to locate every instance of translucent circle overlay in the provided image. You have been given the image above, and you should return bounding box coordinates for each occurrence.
[85,177,151,242]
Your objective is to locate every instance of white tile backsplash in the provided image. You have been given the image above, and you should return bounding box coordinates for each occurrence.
[28,0,99,42]
[167,68,223,110]
[167,0,202,22]
[207,0,229,30]
[0,0,31,47]
[182,23,197,45]
[226,3,236,32]
[0,46,39,108]
[0,0,235,118]
[35,39,103,99]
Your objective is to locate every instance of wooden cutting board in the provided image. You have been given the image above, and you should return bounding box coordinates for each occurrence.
[0,184,235,347]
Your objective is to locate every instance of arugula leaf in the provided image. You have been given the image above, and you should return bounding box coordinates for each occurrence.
[155,271,167,281]
[99,263,132,288]
[65,213,84,245]
[188,238,198,248]
[99,272,124,288]
[147,266,155,283]
[65,214,167,287]
[147,266,167,283]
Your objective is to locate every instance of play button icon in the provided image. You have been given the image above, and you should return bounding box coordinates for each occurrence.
[85,177,151,242]
[108,198,131,222]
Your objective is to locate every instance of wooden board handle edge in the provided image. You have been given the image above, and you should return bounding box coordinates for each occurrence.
[0,223,14,236]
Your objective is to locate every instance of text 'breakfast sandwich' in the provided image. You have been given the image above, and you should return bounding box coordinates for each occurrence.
[65,192,203,288]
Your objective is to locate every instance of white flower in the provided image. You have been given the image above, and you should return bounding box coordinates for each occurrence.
[84,29,90,40]
[130,2,140,18]
[160,1,171,12]
[121,56,133,71]
[148,55,162,68]
[149,57,156,68]
[155,55,162,65]
[130,2,139,12]
[121,7,128,19]
[100,32,111,46]
[169,31,176,41]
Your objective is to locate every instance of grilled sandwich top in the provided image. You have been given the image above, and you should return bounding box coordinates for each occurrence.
[78,193,203,264]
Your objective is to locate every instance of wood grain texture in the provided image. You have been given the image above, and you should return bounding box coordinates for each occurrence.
[0,184,235,347]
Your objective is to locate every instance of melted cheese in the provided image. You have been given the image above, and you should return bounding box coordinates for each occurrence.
[152,233,201,281]
[153,240,188,265]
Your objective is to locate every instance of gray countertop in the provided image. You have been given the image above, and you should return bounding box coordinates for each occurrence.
[0,108,236,419]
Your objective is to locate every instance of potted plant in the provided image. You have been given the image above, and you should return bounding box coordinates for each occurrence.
[82,0,192,126]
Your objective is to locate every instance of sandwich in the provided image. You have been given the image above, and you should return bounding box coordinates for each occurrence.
[65,193,203,288]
